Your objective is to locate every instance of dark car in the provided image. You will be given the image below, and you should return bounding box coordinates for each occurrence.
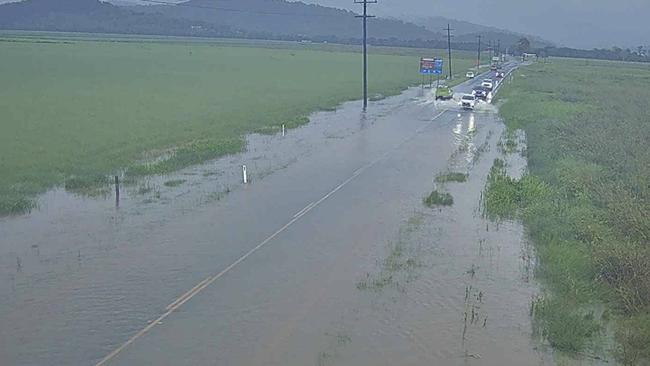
[472,86,488,100]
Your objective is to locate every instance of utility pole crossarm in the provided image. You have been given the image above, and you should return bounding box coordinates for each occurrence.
[355,0,377,109]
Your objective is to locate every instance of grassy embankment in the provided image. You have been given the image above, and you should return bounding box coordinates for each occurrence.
[484,59,650,364]
[0,34,479,215]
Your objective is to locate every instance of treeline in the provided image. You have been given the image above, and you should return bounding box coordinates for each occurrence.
[539,46,650,63]
[0,0,510,53]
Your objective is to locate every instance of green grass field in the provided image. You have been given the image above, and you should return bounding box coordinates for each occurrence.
[0,34,478,215]
[487,59,650,364]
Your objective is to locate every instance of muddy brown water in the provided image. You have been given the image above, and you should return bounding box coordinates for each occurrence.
[0,69,599,365]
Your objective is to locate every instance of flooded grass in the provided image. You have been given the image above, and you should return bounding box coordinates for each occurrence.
[497,134,518,154]
[63,175,111,197]
[163,179,186,188]
[423,190,454,207]
[356,241,419,291]
[0,195,36,216]
[531,296,600,353]
[493,59,650,363]
[126,139,245,178]
[136,183,154,195]
[357,214,424,292]
[0,37,477,216]
[435,172,468,183]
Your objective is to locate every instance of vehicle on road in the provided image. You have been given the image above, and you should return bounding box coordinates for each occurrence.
[435,85,453,100]
[491,64,498,71]
[460,94,476,109]
[482,78,494,90]
[466,71,475,78]
[496,69,505,78]
[472,86,489,101]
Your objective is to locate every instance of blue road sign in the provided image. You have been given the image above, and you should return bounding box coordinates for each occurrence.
[433,58,444,75]
[420,58,435,74]
[420,57,444,75]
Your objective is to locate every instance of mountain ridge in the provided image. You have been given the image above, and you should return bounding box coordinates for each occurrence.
[0,0,538,50]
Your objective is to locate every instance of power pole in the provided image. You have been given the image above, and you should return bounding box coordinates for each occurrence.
[497,39,501,58]
[445,24,454,80]
[488,40,493,60]
[476,35,482,72]
[355,0,377,109]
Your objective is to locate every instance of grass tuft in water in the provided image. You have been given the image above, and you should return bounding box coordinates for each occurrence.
[127,139,244,178]
[0,194,36,216]
[423,190,454,207]
[531,296,601,353]
[163,179,186,187]
[64,174,111,197]
[435,172,468,183]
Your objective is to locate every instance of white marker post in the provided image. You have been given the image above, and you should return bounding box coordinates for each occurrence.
[282,124,285,137]
[242,165,248,184]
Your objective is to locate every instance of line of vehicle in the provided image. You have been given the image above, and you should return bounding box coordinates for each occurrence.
[95,108,449,366]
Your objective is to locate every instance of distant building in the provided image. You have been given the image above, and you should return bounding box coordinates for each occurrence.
[522,53,537,61]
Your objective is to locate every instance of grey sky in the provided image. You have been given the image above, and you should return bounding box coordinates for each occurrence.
[1,0,648,48]
[296,0,650,49]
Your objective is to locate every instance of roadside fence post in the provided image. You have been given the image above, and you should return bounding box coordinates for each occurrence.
[114,176,120,208]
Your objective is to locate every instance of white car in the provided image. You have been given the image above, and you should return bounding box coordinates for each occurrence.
[481,79,493,90]
[461,94,476,109]
[466,71,475,78]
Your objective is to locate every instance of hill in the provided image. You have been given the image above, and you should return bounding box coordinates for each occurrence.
[0,0,237,37]
[132,0,439,41]
[0,0,551,52]
[408,16,553,49]
[0,0,443,43]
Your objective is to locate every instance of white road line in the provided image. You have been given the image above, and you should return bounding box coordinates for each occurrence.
[292,202,315,218]
[95,108,450,366]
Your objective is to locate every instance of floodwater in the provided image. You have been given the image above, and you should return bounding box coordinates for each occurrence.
[0,67,578,365]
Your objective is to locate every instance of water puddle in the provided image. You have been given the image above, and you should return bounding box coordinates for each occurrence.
[306,110,557,365]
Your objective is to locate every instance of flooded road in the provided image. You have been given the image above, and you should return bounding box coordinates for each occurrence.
[1,65,555,365]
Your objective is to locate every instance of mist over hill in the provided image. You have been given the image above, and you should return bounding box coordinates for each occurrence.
[3,0,646,63]
[0,0,236,37]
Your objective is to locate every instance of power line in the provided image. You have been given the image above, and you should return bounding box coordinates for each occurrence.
[354,0,377,109]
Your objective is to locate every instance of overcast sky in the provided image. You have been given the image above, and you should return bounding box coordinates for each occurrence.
[1,0,648,48]
[296,0,650,49]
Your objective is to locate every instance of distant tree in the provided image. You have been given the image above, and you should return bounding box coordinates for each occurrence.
[515,37,531,55]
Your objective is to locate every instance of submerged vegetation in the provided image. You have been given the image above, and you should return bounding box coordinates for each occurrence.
[423,190,454,207]
[163,179,186,188]
[435,172,468,183]
[357,215,423,292]
[0,35,479,216]
[488,59,650,363]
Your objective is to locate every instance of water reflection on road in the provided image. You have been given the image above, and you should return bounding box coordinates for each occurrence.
[1,85,560,365]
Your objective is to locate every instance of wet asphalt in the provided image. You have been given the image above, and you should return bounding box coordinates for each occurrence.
[0,62,564,366]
